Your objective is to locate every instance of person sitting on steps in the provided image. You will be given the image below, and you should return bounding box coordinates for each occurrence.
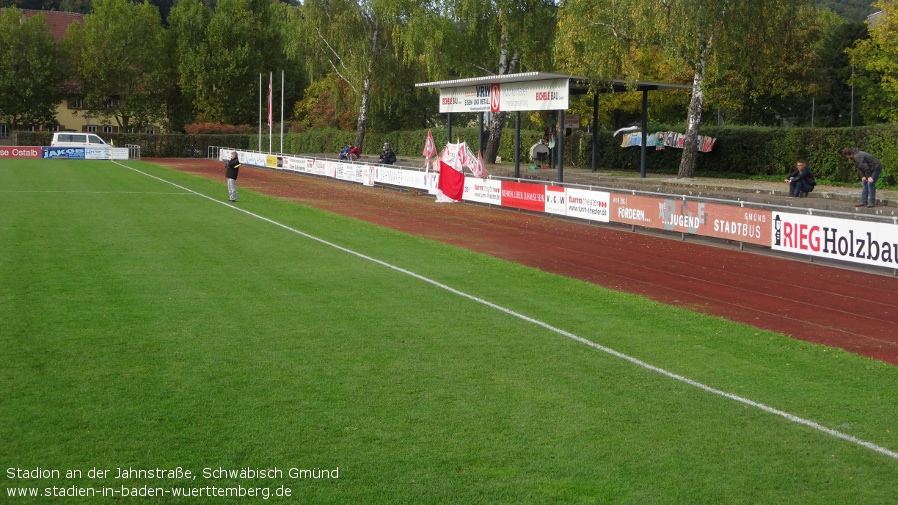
[785,160,815,198]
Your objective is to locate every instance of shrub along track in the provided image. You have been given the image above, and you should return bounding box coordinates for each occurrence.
[151,159,898,366]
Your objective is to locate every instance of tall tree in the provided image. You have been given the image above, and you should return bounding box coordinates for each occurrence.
[169,0,284,126]
[847,0,898,122]
[64,0,171,131]
[0,8,64,129]
[556,0,814,178]
[398,0,558,162]
[293,0,397,153]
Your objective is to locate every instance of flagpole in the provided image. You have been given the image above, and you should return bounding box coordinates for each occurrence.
[258,73,262,151]
[280,70,284,154]
[268,71,273,153]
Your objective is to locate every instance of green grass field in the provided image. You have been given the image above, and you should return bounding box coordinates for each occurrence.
[2,159,897,504]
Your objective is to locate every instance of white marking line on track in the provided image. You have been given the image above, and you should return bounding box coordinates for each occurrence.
[118,160,898,462]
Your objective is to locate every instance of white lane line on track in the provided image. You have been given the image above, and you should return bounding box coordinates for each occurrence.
[118,160,898,462]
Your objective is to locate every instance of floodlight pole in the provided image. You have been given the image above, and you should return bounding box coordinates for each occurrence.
[280,70,284,154]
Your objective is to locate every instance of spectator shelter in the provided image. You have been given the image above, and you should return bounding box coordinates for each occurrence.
[415,72,692,182]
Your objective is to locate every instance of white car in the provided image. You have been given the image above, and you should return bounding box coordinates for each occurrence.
[50,132,110,147]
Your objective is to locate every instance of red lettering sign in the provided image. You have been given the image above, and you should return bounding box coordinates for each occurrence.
[0,146,42,159]
[490,84,500,112]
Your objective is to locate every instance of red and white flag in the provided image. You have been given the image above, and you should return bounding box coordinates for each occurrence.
[422,129,436,165]
[267,72,273,126]
[437,144,465,202]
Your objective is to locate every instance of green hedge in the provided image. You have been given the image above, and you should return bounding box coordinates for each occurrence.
[16,124,896,185]
[561,124,898,185]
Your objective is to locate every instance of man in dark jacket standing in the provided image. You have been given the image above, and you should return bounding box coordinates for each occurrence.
[842,147,883,208]
[225,151,241,202]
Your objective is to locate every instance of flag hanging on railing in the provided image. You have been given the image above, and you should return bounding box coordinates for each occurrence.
[422,129,436,166]
[438,148,465,202]
[470,149,488,179]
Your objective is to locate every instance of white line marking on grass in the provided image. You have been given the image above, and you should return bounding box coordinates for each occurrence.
[0,190,190,195]
[119,161,898,462]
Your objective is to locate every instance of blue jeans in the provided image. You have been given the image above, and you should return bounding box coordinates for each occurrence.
[861,164,883,205]
[789,179,814,195]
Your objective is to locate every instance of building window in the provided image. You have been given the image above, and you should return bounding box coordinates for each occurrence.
[145,128,155,135]
[102,125,113,133]
[69,98,83,109]
[0,124,9,138]
[86,125,97,133]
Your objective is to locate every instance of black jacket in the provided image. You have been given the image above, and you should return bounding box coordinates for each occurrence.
[380,147,396,165]
[849,150,882,178]
[788,167,815,187]
[225,157,241,179]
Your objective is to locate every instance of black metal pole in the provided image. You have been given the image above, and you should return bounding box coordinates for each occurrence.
[514,111,521,178]
[478,112,484,154]
[555,110,564,182]
[592,93,599,172]
[447,113,452,144]
[640,90,648,178]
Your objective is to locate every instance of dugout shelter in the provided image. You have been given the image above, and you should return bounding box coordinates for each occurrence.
[415,72,693,182]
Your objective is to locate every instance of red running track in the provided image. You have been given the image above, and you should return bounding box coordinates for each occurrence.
[152,159,898,365]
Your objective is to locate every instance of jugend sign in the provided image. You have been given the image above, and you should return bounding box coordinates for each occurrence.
[772,212,898,269]
[439,78,569,113]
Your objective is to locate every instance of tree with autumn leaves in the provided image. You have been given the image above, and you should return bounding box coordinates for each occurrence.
[2,0,896,170]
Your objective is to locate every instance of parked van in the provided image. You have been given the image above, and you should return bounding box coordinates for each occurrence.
[50,132,110,147]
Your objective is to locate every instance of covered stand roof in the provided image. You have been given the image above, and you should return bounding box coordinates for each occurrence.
[416,72,692,94]
[416,72,693,181]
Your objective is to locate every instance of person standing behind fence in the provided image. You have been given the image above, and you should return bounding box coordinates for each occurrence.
[225,150,241,202]
[785,160,815,198]
[842,147,883,208]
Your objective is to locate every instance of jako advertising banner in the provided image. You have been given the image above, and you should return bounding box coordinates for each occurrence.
[42,147,85,159]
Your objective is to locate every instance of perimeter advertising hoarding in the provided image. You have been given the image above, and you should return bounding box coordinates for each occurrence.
[439,78,569,113]
[566,188,611,223]
[283,156,308,173]
[0,146,41,158]
[334,162,372,186]
[463,177,501,205]
[771,211,898,269]
[545,185,566,216]
[42,147,84,159]
[501,180,546,212]
[610,194,771,246]
[84,147,130,160]
[373,166,435,190]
